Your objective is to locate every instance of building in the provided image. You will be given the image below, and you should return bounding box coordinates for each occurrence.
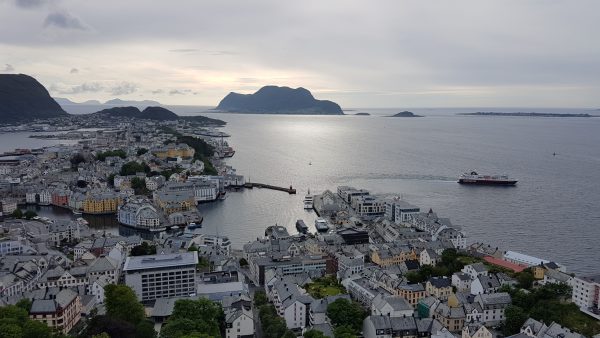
[462,324,492,338]
[503,251,550,267]
[83,191,122,214]
[571,274,600,319]
[152,143,195,159]
[118,201,162,231]
[426,277,453,300]
[385,200,420,224]
[123,252,198,302]
[420,249,439,266]
[371,245,417,267]
[225,306,254,338]
[474,292,511,325]
[371,294,414,318]
[352,196,385,217]
[29,288,81,334]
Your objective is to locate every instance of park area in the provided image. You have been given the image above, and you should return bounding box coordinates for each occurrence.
[304,275,346,299]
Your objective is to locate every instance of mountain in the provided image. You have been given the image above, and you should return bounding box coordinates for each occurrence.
[105,98,161,106]
[0,74,68,123]
[93,106,177,121]
[216,85,343,115]
[388,111,422,117]
[54,97,102,105]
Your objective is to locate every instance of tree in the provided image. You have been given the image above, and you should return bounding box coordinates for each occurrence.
[136,319,157,338]
[22,320,51,338]
[254,291,268,307]
[160,299,223,338]
[107,173,116,187]
[23,210,37,220]
[10,209,23,219]
[120,161,150,176]
[85,315,137,338]
[104,285,145,325]
[239,258,248,267]
[517,271,535,289]
[187,244,198,252]
[92,333,111,338]
[130,242,157,256]
[304,330,328,338]
[131,177,149,195]
[137,148,148,156]
[334,325,358,338]
[503,305,528,335]
[16,298,32,312]
[326,299,367,333]
[282,330,297,338]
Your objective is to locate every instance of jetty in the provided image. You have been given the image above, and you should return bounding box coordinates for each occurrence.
[243,182,296,194]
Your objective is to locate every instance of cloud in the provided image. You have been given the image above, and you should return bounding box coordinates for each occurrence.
[14,0,47,9]
[169,89,185,95]
[43,11,87,30]
[70,68,78,74]
[4,64,15,72]
[110,82,137,95]
[169,49,199,53]
[52,82,103,94]
[151,89,164,94]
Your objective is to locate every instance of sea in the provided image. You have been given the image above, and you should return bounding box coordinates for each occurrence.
[3,106,599,275]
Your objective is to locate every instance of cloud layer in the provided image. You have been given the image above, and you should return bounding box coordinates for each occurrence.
[1,0,599,107]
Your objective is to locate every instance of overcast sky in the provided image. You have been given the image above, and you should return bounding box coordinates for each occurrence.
[1,0,599,108]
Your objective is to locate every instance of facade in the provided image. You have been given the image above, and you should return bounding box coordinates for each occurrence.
[225,307,254,338]
[371,245,417,267]
[385,200,420,224]
[83,192,122,214]
[29,288,81,334]
[352,196,386,217]
[118,201,162,230]
[426,277,453,300]
[152,143,195,159]
[123,252,198,302]
[571,274,600,319]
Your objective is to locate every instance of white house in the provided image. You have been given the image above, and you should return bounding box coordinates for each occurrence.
[461,263,489,280]
[571,274,600,320]
[452,272,472,292]
[470,274,501,295]
[225,307,254,338]
[420,249,439,266]
[371,294,413,318]
[462,324,492,338]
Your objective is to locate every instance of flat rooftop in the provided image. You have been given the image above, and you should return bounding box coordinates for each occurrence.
[124,252,198,271]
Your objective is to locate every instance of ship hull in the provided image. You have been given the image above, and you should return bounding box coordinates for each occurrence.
[458,179,517,185]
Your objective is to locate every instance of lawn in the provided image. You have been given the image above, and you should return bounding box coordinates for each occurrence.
[305,276,346,299]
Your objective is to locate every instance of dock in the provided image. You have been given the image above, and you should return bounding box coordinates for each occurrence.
[243,182,296,194]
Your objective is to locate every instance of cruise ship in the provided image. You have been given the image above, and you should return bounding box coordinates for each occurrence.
[458,171,517,185]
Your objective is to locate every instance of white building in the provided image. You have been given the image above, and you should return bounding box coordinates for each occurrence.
[461,263,489,280]
[371,294,413,317]
[385,200,420,224]
[571,274,600,320]
[123,252,198,302]
[118,201,162,230]
[503,251,550,267]
[225,307,254,338]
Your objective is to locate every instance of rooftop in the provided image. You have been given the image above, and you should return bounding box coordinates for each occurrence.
[124,252,198,271]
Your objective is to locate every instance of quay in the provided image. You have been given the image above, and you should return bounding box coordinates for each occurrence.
[243,182,296,194]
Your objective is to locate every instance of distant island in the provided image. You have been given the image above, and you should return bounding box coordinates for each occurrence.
[355,112,370,116]
[460,112,593,117]
[387,111,423,117]
[0,74,68,123]
[216,85,343,115]
[54,97,162,106]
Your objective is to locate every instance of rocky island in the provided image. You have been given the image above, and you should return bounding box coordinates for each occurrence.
[388,111,423,117]
[0,74,69,123]
[216,85,343,115]
[355,112,371,116]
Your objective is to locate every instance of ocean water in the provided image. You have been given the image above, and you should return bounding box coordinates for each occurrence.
[196,109,600,275]
[3,107,599,274]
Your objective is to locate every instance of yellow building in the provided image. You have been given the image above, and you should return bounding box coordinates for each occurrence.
[83,192,122,214]
[152,143,195,159]
[532,265,546,280]
[371,246,417,267]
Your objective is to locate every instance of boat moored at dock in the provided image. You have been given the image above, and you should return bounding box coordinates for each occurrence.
[458,171,517,185]
[296,219,309,234]
[315,218,329,232]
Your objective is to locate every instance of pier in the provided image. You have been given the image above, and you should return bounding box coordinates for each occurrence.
[243,182,296,194]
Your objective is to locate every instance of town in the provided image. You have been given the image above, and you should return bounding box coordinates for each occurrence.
[0,116,599,338]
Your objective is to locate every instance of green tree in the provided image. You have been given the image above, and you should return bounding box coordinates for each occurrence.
[304,330,328,338]
[135,320,157,338]
[254,291,268,307]
[91,333,111,338]
[15,298,32,312]
[187,244,198,252]
[160,299,223,338]
[120,161,150,176]
[137,148,148,156]
[22,320,51,338]
[10,209,23,219]
[334,325,358,338]
[70,153,86,168]
[131,177,149,195]
[130,242,157,256]
[104,285,145,325]
[0,323,22,338]
[517,271,535,289]
[503,305,528,335]
[282,330,297,338]
[107,173,116,187]
[23,210,37,220]
[326,299,367,332]
[239,258,248,267]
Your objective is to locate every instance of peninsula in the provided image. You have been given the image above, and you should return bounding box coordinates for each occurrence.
[216,85,344,115]
[0,74,68,123]
[460,112,593,117]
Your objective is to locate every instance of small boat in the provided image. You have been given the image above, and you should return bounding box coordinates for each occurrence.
[458,171,517,185]
[188,222,202,230]
[72,209,82,215]
[315,218,329,232]
[296,219,309,234]
[76,217,89,226]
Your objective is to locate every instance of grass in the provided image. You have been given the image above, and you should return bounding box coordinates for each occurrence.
[305,276,346,299]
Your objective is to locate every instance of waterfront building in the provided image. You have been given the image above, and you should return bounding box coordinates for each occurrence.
[123,252,198,302]
[154,190,195,214]
[83,191,122,214]
[571,274,600,320]
[29,288,81,334]
[337,186,370,204]
[385,200,420,224]
[352,195,385,217]
[0,199,17,214]
[118,201,162,231]
[51,189,70,207]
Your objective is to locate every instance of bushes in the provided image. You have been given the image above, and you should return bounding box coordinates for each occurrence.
[326,298,367,336]
[160,299,224,338]
[120,161,150,176]
[96,149,127,161]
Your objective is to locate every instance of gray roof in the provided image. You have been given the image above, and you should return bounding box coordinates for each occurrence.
[124,252,198,271]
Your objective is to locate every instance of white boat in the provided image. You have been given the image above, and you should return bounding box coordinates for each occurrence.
[303,194,313,209]
[315,218,329,232]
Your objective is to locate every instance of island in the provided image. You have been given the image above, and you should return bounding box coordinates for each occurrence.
[460,112,593,117]
[355,112,371,116]
[387,111,423,117]
[216,85,343,115]
[0,74,68,123]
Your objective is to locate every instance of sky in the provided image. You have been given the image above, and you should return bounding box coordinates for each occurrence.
[1,0,599,108]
